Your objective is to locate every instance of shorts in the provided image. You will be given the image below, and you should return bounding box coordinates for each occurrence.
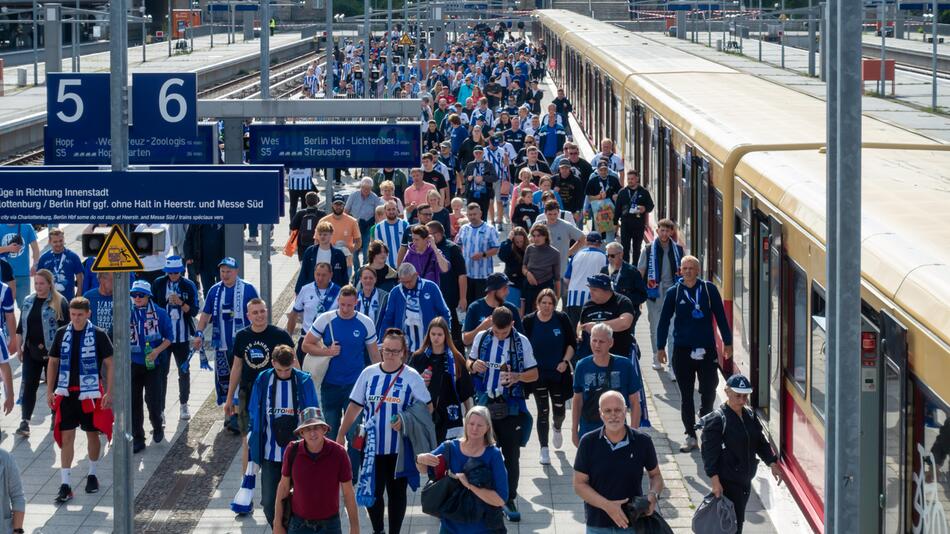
[58,394,98,433]
[238,388,251,435]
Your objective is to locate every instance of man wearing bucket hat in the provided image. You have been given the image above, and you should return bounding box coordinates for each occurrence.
[699,374,781,534]
[152,256,200,421]
[273,406,359,534]
[128,280,173,453]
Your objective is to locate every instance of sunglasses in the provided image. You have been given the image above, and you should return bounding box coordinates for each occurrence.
[131,293,148,299]
[608,254,619,258]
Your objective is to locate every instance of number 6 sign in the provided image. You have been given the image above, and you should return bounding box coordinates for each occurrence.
[132,73,197,138]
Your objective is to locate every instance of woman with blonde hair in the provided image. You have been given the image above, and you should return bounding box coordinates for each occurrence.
[16,269,69,437]
[417,406,508,533]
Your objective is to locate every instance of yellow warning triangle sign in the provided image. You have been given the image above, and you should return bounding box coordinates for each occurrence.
[91,225,144,273]
[399,33,413,46]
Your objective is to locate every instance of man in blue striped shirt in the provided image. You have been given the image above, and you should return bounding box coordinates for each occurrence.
[454,203,500,304]
[286,167,315,219]
[151,256,200,421]
[372,201,410,268]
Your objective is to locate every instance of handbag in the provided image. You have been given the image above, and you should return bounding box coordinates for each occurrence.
[283,230,299,257]
[691,493,738,534]
[353,365,406,451]
[486,396,509,420]
[621,495,652,524]
[420,443,460,518]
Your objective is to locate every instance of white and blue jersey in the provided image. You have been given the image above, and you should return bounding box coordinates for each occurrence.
[262,373,297,462]
[468,330,537,398]
[309,310,378,387]
[293,283,339,337]
[349,363,430,455]
[37,249,83,300]
[455,222,500,280]
[373,219,410,268]
[0,282,13,356]
[590,152,624,174]
[202,283,259,351]
[565,248,608,308]
[287,168,314,191]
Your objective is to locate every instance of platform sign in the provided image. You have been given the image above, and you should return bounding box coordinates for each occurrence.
[233,4,259,11]
[44,124,217,165]
[46,73,110,156]
[132,73,198,138]
[248,123,421,168]
[91,225,144,273]
[0,168,282,224]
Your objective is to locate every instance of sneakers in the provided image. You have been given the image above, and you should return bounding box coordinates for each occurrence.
[679,436,698,453]
[539,447,551,465]
[133,441,146,454]
[668,368,677,382]
[15,421,29,438]
[55,484,73,504]
[153,427,165,444]
[180,404,191,421]
[552,429,563,450]
[245,237,258,245]
[652,362,663,371]
[503,499,521,522]
[85,475,99,494]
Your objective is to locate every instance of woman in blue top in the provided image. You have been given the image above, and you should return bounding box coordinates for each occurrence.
[417,405,508,534]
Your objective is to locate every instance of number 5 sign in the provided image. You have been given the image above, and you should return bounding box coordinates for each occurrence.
[46,73,110,139]
[132,73,197,138]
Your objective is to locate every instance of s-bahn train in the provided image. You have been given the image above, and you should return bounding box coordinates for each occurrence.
[534,9,950,534]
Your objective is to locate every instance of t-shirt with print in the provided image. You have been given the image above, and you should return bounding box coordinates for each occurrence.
[231,325,294,392]
[349,363,431,455]
[48,324,113,388]
[0,224,37,277]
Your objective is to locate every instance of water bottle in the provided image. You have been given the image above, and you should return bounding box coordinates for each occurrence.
[144,341,155,371]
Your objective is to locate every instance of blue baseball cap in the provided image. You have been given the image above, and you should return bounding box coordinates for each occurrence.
[218,257,239,269]
[130,280,153,297]
[585,231,602,244]
[587,273,612,291]
[726,374,754,395]
[486,272,509,291]
[164,255,186,273]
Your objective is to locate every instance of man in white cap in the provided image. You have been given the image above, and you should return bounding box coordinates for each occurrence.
[128,280,173,453]
[152,256,200,420]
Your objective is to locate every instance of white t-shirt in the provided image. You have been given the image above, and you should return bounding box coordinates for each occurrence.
[293,283,339,336]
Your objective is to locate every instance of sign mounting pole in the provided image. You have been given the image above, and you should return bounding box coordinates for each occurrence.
[110,0,134,527]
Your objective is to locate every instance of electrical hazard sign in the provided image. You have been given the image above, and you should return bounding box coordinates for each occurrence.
[91,225,144,273]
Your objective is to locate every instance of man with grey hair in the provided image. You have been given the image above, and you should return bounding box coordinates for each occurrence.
[345,177,383,266]
[602,241,647,322]
[571,322,642,446]
[378,262,450,352]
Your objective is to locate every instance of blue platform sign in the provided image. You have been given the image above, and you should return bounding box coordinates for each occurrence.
[0,168,282,224]
[46,73,110,155]
[44,124,217,165]
[132,73,198,138]
[234,4,259,11]
[248,123,421,168]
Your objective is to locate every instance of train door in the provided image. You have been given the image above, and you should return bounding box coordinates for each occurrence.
[764,217,784,444]
[880,312,908,534]
[632,101,642,176]
[668,138,679,227]
[696,157,710,277]
[680,146,693,251]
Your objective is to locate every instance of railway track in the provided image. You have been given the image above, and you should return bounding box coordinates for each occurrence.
[0,50,324,167]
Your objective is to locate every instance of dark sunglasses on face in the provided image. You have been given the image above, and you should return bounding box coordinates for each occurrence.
[131,293,147,299]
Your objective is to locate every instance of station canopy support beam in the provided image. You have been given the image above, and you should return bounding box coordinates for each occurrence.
[196,98,422,119]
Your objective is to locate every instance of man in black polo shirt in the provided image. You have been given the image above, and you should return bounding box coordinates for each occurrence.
[577,274,635,359]
[427,221,467,349]
[573,390,664,531]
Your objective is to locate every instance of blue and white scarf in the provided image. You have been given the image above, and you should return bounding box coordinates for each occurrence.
[130,299,161,354]
[56,321,101,400]
[476,331,527,400]
[646,239,682,300]
[356,417,379,507]
[231,461,259,515]
[212,279,246,404]
[401,285,425,353]
[629,340,651,428]
[357,288,381,323]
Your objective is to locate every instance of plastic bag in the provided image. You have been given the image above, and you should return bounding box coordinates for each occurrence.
[283,230,298,257]
[633,511,675,534]
[691,493,737,534]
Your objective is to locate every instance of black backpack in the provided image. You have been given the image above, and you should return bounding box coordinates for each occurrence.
[298,210,320,246]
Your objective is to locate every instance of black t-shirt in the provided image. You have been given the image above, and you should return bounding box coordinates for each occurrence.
[407,351,475,440]
[231,325,294,391]
[49,324,113,388]
[512,203,541,231]
[556,174,585,213]
[436,240,467,308]
[0,258,12,285]
[585,174,622,200]
[579,293,635,358]
[422,170,448,194]
[574,427,658,529]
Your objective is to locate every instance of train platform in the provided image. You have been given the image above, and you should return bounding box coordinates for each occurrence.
[0,32,310,126]
[641,31,950,140]
[860,33,949,56]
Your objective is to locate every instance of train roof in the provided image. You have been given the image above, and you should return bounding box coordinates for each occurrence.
[537,9,950,384]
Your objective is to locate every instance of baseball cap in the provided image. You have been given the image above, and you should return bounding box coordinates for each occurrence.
[130,280,153,297]
[218,256,239,269]
[163,255,186,273]
[585,231,602,244]
[597,160,609,169]
[295,406,331,433]
[558,159,572,168]
[332,194,346,204]
[486,272,509,291]
[726,374,754,395]
[473,145,485,152]
[587,273,612,291]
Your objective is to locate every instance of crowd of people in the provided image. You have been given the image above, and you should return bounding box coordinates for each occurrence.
[0,22,786,534]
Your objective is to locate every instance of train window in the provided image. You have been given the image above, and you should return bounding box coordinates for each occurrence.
[788,263,808,394]
[910,391,949,534]
[810,285,827,420]
[711,189,723,282]
[739,194,752,356]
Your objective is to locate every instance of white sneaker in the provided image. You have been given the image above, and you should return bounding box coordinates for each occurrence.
[679,436,698,453]
[652,362,663,371]
[551,429,563,450]
[539,447,551,465]
[668,368,677,382]
[180,404,191,421]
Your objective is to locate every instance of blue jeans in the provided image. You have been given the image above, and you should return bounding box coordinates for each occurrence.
[357,218,374,266]
[14,276,29,307]
[587,527,635,534]
[321,381,361,479]
[289,514,342,534]
[505,284,522,310]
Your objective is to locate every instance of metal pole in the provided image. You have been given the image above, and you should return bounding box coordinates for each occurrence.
[780,0,785,68]
[110,0,133,527]
[823,0,838,527]
[932,0,938,109]
[168,0,172,56]
[820,1,826,79]
[364,0,370,97]
[403,0,408,67]
[71,5,78,71]
[261,0,270,99]
[707,3,711,46]
[325,0,334,208]
[808,0,816,76]
[879,2,886,95]
[32,0,38,84]
[142,4,147,62]
[758,0,762,60]
[386,0,392,83]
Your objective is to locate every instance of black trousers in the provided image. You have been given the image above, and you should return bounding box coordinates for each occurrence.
[160,343,191,408]
[131,363,164,444]
[449,307,464,352]
[199,269,220,298]
[466,277,487,306]
[288,190,310,219]
[19,353,46,422]
[672,346,720,438]
[533,376,568,448]
[619,218,646,265]
[367,453,408,534]
[721,479,752,534]
[493,412,526,501]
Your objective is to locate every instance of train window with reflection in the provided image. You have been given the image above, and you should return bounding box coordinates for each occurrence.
[912,396,950,534]
[712,190,722,281]
[810,285,827,420]
[789,264,807,394]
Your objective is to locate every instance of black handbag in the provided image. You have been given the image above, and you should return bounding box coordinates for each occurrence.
[421,445,461,518]
[486,397,509,420]
[621,495,652,524]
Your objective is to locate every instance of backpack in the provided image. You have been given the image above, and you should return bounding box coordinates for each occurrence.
[298,210,320,246]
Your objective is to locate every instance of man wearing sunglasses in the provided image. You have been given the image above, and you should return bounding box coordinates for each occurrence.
[128,280,173,454]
